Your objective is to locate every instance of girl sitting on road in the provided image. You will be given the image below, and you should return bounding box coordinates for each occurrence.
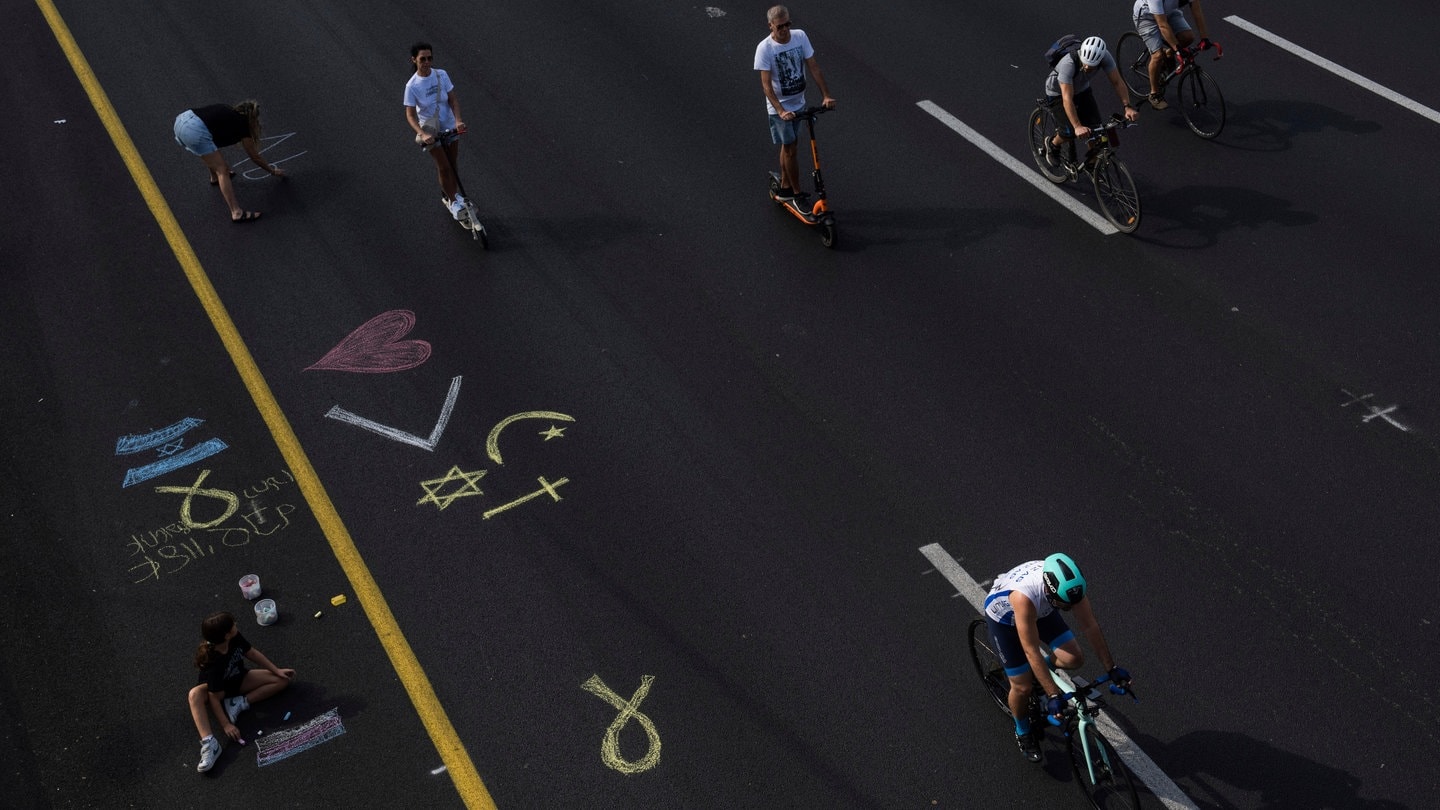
[188,611,295,773]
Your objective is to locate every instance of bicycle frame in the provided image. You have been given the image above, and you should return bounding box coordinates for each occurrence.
[1045,667,1132,786]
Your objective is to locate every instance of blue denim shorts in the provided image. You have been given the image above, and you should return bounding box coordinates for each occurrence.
[173,110,217,157]
[1135,9,1192,53]
[768,112,801,145]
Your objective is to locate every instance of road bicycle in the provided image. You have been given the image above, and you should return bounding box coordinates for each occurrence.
[1027,105,1141,233]
[422,128,489,247]
[967,618,1142,809]
[1115,35,1225,139]
[767,106,838,248]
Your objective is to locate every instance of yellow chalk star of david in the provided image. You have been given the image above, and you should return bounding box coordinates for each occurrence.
[416,465,487,511]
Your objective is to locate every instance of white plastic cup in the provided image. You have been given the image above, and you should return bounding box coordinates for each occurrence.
[254,599,278,626]
[239,574,261,600]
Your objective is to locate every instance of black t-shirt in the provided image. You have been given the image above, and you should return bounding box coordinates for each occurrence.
[191,104,251,147]
[198,633,252,694]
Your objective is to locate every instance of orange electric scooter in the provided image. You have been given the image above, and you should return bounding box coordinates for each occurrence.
[767,106,837,248]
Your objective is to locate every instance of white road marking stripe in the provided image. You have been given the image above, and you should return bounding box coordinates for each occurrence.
[919,543,1199,810]
[916,100,1120,235]
[1225,16,1440,126]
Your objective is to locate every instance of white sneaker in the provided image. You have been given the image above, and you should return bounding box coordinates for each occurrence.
[197,736,222,773]
[449,195,467,221]
[223,695,249,723]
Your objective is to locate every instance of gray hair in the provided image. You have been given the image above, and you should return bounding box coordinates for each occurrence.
[767,5,789,24]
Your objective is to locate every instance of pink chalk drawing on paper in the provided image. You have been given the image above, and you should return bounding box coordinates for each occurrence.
[305,310,431,373]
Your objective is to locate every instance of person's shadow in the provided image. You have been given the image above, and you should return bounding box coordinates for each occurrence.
[1136,729,1407,809]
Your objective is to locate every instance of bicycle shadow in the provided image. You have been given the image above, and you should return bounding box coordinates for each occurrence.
[1132,184,1317,249]
[1124,728,1407,809]
[1207,99,1383,153]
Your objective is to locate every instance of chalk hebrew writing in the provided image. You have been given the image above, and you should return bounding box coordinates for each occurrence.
[324,376,462,451]
[581,675,661,775]
[416,465,487,511]
[306,309,432,373]
[115,417,228,487]
[128,469,298,584]
[233,132,308,181]
[255,707,346,767]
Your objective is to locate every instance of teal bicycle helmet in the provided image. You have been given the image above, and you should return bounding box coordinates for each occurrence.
[1043,553,1087,606]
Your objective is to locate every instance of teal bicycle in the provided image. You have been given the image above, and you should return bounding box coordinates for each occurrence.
[968,619,1142,809]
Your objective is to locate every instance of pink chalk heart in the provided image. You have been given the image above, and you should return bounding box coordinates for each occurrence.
[305,310,431,373]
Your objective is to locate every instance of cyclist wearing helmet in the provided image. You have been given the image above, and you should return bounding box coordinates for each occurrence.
[1042,36,1138,169]
[1132,0,1215,109]
[982,553,1130,762]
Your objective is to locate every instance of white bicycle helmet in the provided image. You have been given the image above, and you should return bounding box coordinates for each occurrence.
[1078,36,1107,67]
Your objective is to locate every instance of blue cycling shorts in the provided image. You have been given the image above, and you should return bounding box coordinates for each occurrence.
[987,612,1075,677]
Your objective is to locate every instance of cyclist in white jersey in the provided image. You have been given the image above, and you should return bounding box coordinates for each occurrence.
[983,553,1130,762]
[1132,0,1214,109]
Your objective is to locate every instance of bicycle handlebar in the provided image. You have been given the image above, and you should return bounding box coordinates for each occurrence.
[1043,671,1139,726]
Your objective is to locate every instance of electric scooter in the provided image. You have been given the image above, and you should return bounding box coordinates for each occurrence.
[767,106,837,248]
[421,128,489,247]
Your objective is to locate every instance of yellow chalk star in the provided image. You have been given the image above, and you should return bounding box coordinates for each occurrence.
[540,425,567,441]
[416,465,487,511]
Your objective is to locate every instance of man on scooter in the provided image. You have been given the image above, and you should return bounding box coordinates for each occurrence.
[754,5,836,205]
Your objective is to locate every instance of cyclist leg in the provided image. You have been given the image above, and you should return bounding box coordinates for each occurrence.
[1038,612,1085,671]
[1169,9,1196,49]
[1137,13,1171,105]
[987,618,1038,725]
[1073,91,1104,165]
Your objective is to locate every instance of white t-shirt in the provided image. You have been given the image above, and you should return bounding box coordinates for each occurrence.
[754,30,815,114]
[404,68,456,132]
[983,560,1054,625]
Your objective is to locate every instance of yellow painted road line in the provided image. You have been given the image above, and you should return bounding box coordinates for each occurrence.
[35,2,496,806]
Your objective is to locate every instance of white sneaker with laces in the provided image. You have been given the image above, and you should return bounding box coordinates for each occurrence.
[197,736,222,773]
[223,695,249,723]
[449,195,468,221]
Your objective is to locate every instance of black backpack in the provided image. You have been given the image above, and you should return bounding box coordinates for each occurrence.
[1044,33,1083,70]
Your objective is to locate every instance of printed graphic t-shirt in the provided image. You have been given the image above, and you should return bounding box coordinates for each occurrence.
[754,30,815,114]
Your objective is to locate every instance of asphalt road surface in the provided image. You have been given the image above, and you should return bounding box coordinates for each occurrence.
[3,0,1437,807]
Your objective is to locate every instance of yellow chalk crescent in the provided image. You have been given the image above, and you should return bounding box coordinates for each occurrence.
[486,411,575,465]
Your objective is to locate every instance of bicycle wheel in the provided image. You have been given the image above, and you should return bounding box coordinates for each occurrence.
[1113,32,1152,100]
[1176,67,1225,139]
[1028,106,1069,184]
[1091,157,1141,233]
[966,619,1012,715]
[1068,723,1142,810]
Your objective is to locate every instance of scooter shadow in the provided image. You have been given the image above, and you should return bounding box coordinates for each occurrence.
[832,205,1051,251]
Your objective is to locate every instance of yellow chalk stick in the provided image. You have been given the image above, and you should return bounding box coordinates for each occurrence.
[330,594,347,606]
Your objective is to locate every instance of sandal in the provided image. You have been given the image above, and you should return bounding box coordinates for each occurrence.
[231,211,262,223]
[209,170,236,186]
